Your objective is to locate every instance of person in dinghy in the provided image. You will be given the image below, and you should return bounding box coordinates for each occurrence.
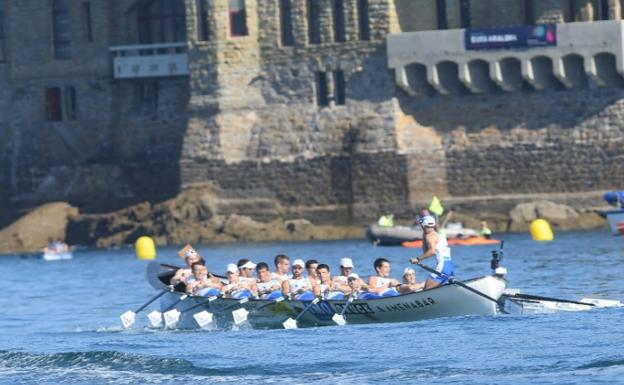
[410,215,454,289]
[282,259,320,300]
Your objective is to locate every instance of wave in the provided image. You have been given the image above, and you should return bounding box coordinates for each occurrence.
[577,358,624,370]
[0,350,349,378]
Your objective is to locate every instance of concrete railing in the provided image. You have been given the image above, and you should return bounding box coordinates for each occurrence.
[110,42,189,79]
[387,20,624,96]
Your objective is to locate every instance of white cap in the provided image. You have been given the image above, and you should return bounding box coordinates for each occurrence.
[347,273,359,280]
[340,258,354,268]
[292,259,305,268]
[403,267,415,276]
[226,264,238,274]
[420,215,436,228]
[184,249,198,258]
[241,261,256,269]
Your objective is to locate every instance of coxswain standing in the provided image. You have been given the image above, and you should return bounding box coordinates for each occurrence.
[410,215,454,289]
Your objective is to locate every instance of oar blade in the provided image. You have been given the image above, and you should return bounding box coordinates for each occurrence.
[163,309,181,327]
[579,298,623,308]
[147,310,163,328]
[232,308,249,326]
[193,310,214,328]
[120,310,136,329]
[282,317,298,329]
[332,314,346,326]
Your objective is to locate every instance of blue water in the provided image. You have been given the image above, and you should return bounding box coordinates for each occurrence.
[1,231,623,385]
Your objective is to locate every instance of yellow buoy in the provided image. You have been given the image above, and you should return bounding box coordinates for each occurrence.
[530,219,554,241]
[135,236,156,260]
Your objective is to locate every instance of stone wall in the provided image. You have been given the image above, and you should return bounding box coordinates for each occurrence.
[1,0,623,238]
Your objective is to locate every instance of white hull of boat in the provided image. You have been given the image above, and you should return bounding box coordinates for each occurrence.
[158,275,507,329]
[42,252,73,261]
[605,209,624,236]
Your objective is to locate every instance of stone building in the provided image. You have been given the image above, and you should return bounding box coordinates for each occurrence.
[0,0,623,231]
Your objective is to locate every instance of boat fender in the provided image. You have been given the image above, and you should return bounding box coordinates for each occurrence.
[232,289,253,299]
[266,290,283,300]
[197,287,221,297]
[294,291,315,301]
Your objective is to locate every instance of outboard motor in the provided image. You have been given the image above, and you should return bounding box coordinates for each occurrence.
[490,241,507,277]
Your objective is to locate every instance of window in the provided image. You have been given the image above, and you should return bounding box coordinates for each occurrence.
[357,0,369,41]
[334,70,346,105]
[45,87,63,122]
[460,0,470,28]
[597,0,609,20]
[196,0,210,41]
[524,0,533,24]
[81,2,93,42]
[280,0,294,46]
[134,81,159,119]
[315,72,329,107]
[436,0,448,29]
[229,0,248,37]
[52,0,71,60]
[566,0,576,22]
[64,86,76,121]
[138,0,187,44]
[332,0,345,43]
[307,0,321,44]
[0,0,5,62]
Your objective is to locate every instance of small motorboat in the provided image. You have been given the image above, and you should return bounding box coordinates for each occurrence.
[42,251,73,261]
[402,237,500,248]
[603,191,624,236]
[366,222,481,246]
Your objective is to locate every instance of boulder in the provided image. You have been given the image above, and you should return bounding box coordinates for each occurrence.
[509,200,604,231]
[0,202,79,254]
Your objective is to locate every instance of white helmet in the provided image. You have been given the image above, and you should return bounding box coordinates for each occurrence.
[419,215,436,228]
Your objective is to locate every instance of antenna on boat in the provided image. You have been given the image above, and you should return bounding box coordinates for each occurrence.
[490,241,507,277]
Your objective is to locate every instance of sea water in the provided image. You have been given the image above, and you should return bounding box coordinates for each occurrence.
[0,231,622,385]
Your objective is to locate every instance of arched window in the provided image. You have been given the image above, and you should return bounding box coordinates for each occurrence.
[138,0,187,44]
[52,0,71,59]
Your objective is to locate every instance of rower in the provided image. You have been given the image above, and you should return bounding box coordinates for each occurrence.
[282,259,319,300]
[316,264,346,300]
[237,258,257,284]
[272,254,291,282]
[397,267,425,294]
[170,246,202,288]
[223,263,256,299]
[305,259,320,286]
[333,257,356,292]
[410,215,454,289]
[256,262,282,300]
[186,262,222,296]
[347,273,370,299]
[363,258,401,299]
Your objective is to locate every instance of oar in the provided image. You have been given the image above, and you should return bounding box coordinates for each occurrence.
[282,298,320,329]
[413,262,509,314]
[120,286,172,329]
[159,294,188,327]
[192,297,250,328]
[508,293,595,307]
[174,295,220,329]
[332,294,355,326]
[233,297,285,326]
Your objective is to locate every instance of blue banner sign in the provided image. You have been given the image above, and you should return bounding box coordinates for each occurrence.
[465,25,557,50]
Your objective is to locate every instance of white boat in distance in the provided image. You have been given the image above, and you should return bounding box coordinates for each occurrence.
[42,251,73,261]
[156,274,507,329]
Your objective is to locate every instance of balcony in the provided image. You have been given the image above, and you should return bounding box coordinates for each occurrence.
[387,21,624,96]
[110,43,189,79]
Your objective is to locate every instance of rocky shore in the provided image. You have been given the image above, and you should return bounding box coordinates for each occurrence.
[0,186,609,254]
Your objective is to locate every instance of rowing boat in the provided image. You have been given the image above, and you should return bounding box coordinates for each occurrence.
[402,237,500,248]
[156,274,507,329]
